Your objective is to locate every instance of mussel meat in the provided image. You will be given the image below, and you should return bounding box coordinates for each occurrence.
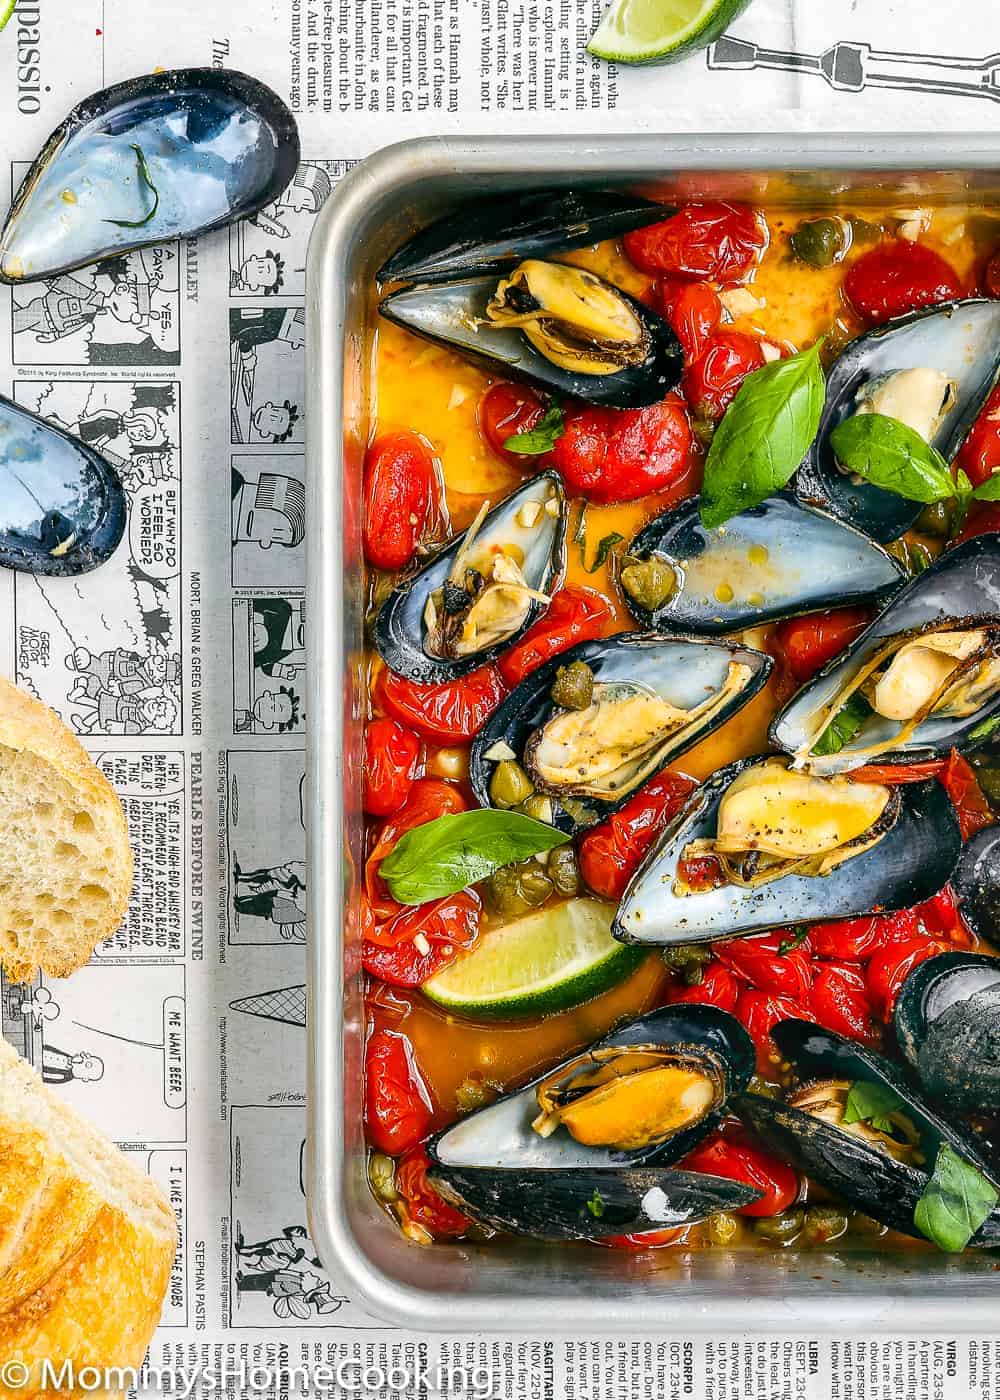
[894,952,1000,1113]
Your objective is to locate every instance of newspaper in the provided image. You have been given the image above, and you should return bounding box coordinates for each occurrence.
[0,0,996,1394]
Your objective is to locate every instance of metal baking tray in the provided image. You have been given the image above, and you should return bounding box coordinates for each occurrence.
[306,133,1000,1331]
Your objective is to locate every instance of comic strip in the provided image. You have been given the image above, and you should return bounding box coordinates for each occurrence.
[224,750,305,945]
[232,455,305,590]
[230,984,306,1028]
[12,380,182,736]
[0,963,186,1143]
[229,307,305,445]
[228,159,352,299]
[123,1148,188,1326]
[232,597,305,736]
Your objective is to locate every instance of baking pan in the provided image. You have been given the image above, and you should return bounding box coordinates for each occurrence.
[306,133,1000,1330]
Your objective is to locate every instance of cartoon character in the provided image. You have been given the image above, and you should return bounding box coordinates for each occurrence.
[13,274,104,342]
[232,468,305,550]
[231,249,286,295]
[251,599,305,679]
[41,1047,105,1085]
[233,860,306,941]
[235,1267,345,1319]
[234,686,301,734]
[235,1224,319,1271]
[250,400,300,445]
[249,162,333,238]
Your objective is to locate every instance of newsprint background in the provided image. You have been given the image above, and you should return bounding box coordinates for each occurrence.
[0,0,997,1395]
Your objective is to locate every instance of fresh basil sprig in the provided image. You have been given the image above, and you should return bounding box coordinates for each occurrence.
[587,531,625,573]
[699,341,826,529]
[379,809,568,904]
[914,1143,999,1253]
[504,402,565,455]
[812,693,873,758]
[844,1080,905,1135]
[106,144,160,229]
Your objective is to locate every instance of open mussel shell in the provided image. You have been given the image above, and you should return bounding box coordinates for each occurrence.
[379,270,683,409]
[378,189,673,285]
[0,69,299,282]
[771,536,1000,775]
[795,300,1000,542]
[469,635,771,836]
[894,952,1000,1113]
[952,824,1000,941]
[374,472,566,683]
[615,756,960,947]
[0,394,125,575]
[622,492,904,635]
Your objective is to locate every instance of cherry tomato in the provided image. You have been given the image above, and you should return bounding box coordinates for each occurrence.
[376,663,508,743]
[596,1227,687,1250]
[955,383,1000,489]
[365,777,468,919]
[955,501,1000,544]
[919,886,975,949]
[395,1147,471,1239]
[478,382,549,465]
[498,585,613,688]
[362,890,482,986]
[578,770,698,901]
[665,960,739,1015]
[681,1126,799,1217]
[771,607,873,684]
[675,853,725,892]
[623,202,766,282]
[940,750,995,841]
[362,431,441,571]
[653,278,723,360]
[982,249,1000,299]
[809,962,880,1046]
[551,394,693,505]
[844,240,962,326]
[682,331,766,421]
[808,911,917,962]
[866,936,949,1022]
[363,717,422,816]
[735,988,813,1074]
[714,932,813,1002]
[363,1029,433,1154]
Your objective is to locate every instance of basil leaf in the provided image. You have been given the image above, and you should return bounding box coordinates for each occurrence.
[105,144,160,229]
[844,1080,905,1135]
[812,692,873,757]
[972,471,1000,502]
[914,1143,999,1253]
[587,1188,605,1219]
[587,531,625,573]
[504,402,565,455]
[699,341,826,529]
[379,809,568,904]
[970,714,1000,742]
[777,926,809,955]
[829,413,956,505]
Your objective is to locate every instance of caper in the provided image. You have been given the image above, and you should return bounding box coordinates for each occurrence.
[887,536,935,578]
[368,1152,398,1203]
[487,860,553,917]
[661,943,711,986]
[548,844,581,897]
[690,415,716,449]
[620,554,677,613]
[456,1073,499,1115]
[490,759,534,809]
[707,1212,740,1246]
[789,217,851,269]
[848,1211,889,1239]
[517,793,555,824]
[747,1075,783,1100]
[915,500,953,539]
[753,1209,804,1245]
[550,660,594,711]
[973,766,1000,804]
[801,1205,849,1246]
[848,214,883,244]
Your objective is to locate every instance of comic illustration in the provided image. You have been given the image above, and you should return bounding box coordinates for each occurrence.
[229,307,305,445]
[123,1149,188,1326]
[0,963,186,1143]
[229,159,352,299]
[232,597,305,736]
[12,381,182,736]
[232,455,305,590]
[230,985,306,1028]
[224,751,306,945]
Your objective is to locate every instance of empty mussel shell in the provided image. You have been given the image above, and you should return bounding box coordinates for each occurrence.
[470,634,772,836]
[894,952,1000,1113]
[771,535,1000,775]
[0,68,299,282]
[621,492,904,635]
[374,472,566,683]
[0,394,125,574]
[378,189,673,285]
[952,824,1000,941]
[615,755,960,947]
[795,299,1000,542]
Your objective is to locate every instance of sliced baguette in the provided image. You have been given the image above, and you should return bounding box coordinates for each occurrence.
[0,677,133,982]
[0,1036,177,1394]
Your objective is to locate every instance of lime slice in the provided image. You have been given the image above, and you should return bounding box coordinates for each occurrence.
[0,0,16,30]
[423,897,645,1019]
[587,0,751,65]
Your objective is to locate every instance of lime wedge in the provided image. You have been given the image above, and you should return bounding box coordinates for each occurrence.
[0,0,16,30]
[587,0,752,65]
[423,897,645,1019]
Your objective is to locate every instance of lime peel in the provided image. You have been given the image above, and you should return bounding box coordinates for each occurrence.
[587,0,753,66]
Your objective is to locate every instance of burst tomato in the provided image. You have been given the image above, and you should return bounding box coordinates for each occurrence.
[843,240,962,326]
[955,383,1000,489]
[478,382,549,465]
[982,249,1000,299]
[362,890,482,986]
[682,331,766,420]
[681,1127,799,1218]
[623,202,766,282]
[653,278,723,360]
[941,750,996,841]
[362,431,441,571]
[363,717,422,816]
[498,585,613,687]
[551,395,693,504]
[770,607,873,684]
[363,1029,433,1155]
[955,501,1000,544]
[665,960,740,1015]
[596,1227,687,1250]
[578,770,698,901]
[714,932,813,1002]
[395,1148,471,1238]
[808,911,916,962]
[866,936,949,1022]
[809,962,880,1046]
[735,988,813,1074]
[376,663,508,743]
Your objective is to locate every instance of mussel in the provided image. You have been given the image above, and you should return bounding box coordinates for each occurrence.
[615,755,960,946]
[0,69,299,282]
[795,300,1000,541]
[772,536,1000,775]
[427,1005,760,1239]
[375,473,566,683]
[620,492,904,635]
[894,952,1000,1113]
[0,394,125,575]
[952,823,1000,941]
[470,635,772,835]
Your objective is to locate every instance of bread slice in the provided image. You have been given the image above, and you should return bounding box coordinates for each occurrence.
[0,1037,177,1392]
[0,677,133,982]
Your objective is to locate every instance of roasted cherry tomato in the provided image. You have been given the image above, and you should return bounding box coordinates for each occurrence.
[395,1147,471,1239]
[623,202,766,282]
[955,383,1000,489]
[596,1227,687,1250]
[498,585,613,688]
[363,717,422,817]
[866,936,950,1022]
[809,962,880,1046]
[714,931,813,1002]
[982,248,1000,299]
[578,770,698,901]
[843,240,962,326]
[362,890,482,986]
[735,988,813,1074]
[955,501,1000,544]
[551,394,693,505]
[808,911,916,962]
[681,1126,799,1218]
[653,278,723,361]
[376,663,508,743]
[478,382,549,465]
[770,606,873,684]
[363,1029,433,1155]
[940,749,995,840]
[665,960,740,1015]
[682,331,766,420]
[362,431,441,571]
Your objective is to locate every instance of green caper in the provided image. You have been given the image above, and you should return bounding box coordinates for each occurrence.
[548,844,581,897]
[747,1075,783,1100]
[559,797,599,829]
[753,1209,805,1245]
[455,1073,499,1115]
[707,1212,740,1246]
[801,1205,849,1247]
[915,500,953,539]
[490,759,535,809]
[690,415,716,449]
[789,217,850,269]
[887,536,935,578]
[517,793,555,823]
[487,860,553,917]
[848,1211,889,1239]
[972,765,1000,804]
[848,214,883,244]
[620,554,677,613]
[368,1152,398,1203]
[550,660,594,711]
[661,943,711,986]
